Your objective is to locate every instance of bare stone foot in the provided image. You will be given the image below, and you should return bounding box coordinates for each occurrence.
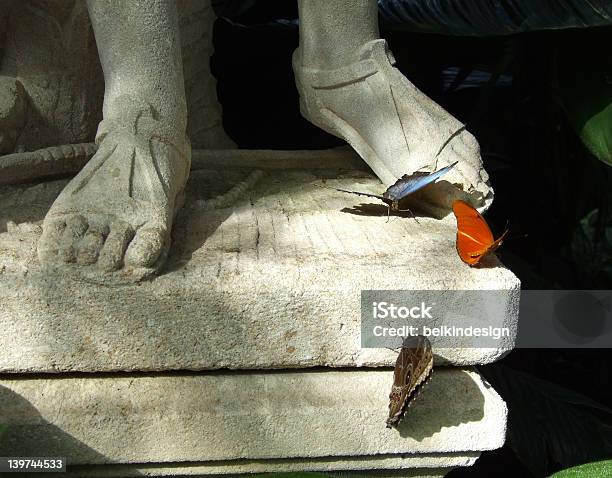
[38,99,190,284]
[293,39,493,212]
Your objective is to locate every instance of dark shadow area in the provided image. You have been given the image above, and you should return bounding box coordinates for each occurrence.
[339,203,422,221]
[164,168,245,273]
[396,369,485,441]
[0,179,66,233]
[0,385,142,476]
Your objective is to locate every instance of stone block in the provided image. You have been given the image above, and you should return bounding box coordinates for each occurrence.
[0,162,520,373]
[0,368,505,475]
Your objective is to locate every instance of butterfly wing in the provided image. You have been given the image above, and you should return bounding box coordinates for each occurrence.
[331,187,392,205]
[386,335,434,428]
[384,161,458,201]
[453,200,503,266]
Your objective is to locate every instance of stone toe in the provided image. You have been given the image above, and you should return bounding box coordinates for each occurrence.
[125,226,166,268]
[38,218,66,262]
[97,221,134,272]
[57,215,88,263]
[76,223,109,266]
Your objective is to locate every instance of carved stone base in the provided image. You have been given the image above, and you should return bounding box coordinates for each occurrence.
[0,368,505,476]
[0,153,519,372]
[0,150,514,476]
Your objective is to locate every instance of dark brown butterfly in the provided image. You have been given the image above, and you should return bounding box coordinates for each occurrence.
[386,335,434,429]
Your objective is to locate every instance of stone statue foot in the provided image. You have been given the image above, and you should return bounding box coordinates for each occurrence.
[37,100,190,284]
[293,39,493,211]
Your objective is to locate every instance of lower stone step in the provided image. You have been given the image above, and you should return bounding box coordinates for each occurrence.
[51,458,472,477]
[61,461,466,477]
[0,368,506,476]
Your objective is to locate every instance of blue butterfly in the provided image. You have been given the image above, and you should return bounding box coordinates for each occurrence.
[332,161,458,220]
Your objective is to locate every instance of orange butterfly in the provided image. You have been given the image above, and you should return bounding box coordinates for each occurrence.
[452,200,509,266]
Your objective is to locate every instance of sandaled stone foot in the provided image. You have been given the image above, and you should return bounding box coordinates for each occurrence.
[293,39,493,212]
[38,100,190,284]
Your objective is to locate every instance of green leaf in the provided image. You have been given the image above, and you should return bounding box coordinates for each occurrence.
[579,102,612,166]
[549,460,612,477]
[558,59,612,166]
[571,208,612,284]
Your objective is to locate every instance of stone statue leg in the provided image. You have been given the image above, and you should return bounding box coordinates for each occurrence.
[294,0,492,209]
[37,0,190,283]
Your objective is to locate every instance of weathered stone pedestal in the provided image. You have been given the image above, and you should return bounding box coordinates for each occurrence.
[0,150,519,476]
[0,369,505,477]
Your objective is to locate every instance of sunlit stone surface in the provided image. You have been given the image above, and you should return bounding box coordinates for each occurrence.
[0,164,519,373]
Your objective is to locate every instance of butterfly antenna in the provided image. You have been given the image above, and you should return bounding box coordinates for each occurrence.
[385,337,405,354]
[500,220,511,241]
